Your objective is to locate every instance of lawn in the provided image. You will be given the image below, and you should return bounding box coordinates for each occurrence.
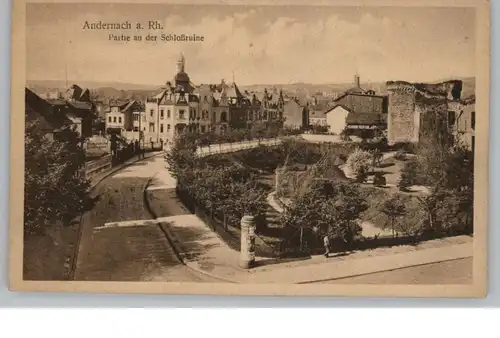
[359,186,425,232]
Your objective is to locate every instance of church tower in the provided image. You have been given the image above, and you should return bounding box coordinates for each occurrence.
[174,52,191,93]
[177,53,185,73]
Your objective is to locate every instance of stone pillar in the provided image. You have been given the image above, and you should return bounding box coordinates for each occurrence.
[239,215,256,269]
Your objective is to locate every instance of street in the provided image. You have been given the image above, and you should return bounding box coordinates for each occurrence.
[73,154,221,282]
[314,258,472,284]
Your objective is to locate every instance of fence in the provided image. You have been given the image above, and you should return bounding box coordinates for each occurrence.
[196,138,282,157]
[175,185,282,258]
[84,154,112,180]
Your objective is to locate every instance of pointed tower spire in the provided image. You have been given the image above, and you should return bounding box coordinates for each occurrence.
[177,52,185,73]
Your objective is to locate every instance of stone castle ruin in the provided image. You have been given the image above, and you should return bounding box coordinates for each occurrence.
[386,80,464,145]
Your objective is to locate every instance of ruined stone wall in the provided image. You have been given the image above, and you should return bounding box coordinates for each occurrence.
[387,83,417,144]
[386,80,463,145]
[415,93,450,146]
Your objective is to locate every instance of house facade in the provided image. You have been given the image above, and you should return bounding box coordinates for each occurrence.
[282,98,308,129]
[105,99,143,136]
[143,53,285,142]
[324,75,388,136]
[325,105,350,134]
[449,95,475,150]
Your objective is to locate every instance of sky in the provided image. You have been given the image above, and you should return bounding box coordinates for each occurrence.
[26,3,476,86]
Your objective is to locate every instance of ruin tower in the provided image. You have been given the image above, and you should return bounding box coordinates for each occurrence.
[386,82,419,144]
[386,80,463,145]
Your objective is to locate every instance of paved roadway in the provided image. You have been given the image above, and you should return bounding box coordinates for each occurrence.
[314,257,472,284]
[73,154,221,282]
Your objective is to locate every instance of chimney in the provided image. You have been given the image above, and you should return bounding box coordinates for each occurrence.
[354,74,360,88]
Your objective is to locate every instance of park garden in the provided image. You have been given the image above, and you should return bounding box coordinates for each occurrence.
[166,128,474,258]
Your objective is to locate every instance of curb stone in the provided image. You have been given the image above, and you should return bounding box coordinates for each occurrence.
[144,178,239,284]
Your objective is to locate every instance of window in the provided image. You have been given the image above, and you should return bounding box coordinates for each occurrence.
[220,111,227,122]
[113,116,117,123]
[167,110,171,118]
[201,125,206,133]
[150,109,154,117]
[160,124,164,133]
[108,116,112,123]
[149,123,155,133]
[118,117,122,124]
[179,110,185,119]
[160,109,164,119]
[448,111,456,127]
[263,111,268,120]
[167,124,171,131]
[471,111,476,130]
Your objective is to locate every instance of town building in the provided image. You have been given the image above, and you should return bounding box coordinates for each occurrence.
[25,88,74,140]
[449,95,476,150]
[37,84,95,138]
[282,98,308,129]
[143,53,285,142]
[324,75,388,136]
[105,99,143,136]
[386,80,463,145]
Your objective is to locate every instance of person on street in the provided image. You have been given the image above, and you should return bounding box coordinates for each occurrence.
[323,234,330,258]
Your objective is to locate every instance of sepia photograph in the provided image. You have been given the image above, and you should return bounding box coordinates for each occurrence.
[9,0,490,297]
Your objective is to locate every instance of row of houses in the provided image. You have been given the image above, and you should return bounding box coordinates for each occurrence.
[100,54,287,143]
[301,74,475,150]
[25,85,95,141]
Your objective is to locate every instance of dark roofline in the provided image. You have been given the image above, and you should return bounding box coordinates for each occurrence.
[325,104,353,115]
[333,92,387,102]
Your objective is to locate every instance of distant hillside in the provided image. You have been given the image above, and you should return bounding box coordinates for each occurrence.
[27,76,475,104]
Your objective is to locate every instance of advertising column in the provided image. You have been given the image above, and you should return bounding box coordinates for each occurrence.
[239,215,256,269]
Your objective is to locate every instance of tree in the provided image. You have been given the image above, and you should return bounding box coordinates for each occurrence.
[164,132,198,181]
[416,188,442,233]
[346,148,373,180]
[380,195,407,238]
[280,181,366,252]
[250,122,267,143]
[24,121,94,235]
[398,159,419,191]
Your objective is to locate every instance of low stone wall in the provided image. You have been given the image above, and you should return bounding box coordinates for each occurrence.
[84,154,112,180]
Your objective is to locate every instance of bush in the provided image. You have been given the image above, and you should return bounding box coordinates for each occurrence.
[373,172,387,187]
[393,150,406,161]
[398,160,419,191]
[346,148,373,179]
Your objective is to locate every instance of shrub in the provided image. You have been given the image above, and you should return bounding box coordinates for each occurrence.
[346,148,373,179]
[393,150,407,161]
[398,160,419,191]
[373,172,386,187]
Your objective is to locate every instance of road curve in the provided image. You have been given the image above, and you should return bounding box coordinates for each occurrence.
[73,154,222,283]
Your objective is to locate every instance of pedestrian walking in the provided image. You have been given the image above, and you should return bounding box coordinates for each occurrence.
[323,234,330,258]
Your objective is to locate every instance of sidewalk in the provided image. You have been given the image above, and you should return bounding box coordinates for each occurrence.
[89,151,163,189]
[146,168,473,284]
